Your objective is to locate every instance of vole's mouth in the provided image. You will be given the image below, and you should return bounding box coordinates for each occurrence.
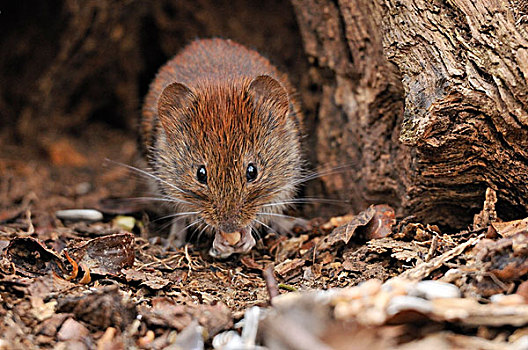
[209,226,256,258]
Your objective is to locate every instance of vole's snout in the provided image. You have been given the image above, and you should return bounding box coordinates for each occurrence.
[209,226,256,258]
[212,201,248,232]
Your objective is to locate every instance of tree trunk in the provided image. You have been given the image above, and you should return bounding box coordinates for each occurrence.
[291,0,528,228]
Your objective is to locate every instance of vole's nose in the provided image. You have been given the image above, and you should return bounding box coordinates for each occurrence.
[218,219,240,234]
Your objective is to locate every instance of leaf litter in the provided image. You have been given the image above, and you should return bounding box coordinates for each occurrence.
[0,134,527,349]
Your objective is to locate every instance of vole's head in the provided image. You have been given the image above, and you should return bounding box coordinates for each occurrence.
[154,75,302,258]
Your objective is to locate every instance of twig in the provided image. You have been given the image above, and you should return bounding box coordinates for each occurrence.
[263,264,279,302]
[400,233,485,281]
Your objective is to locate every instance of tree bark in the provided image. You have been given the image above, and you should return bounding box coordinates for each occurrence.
[292,0,528,228]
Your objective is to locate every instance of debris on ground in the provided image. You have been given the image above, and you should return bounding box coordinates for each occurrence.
[1,135,526,349]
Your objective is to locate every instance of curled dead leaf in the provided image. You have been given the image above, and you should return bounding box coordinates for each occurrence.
[78,263,91,284]
[63,250,78,281]
[318,205,396,251]
[6,237,67,278]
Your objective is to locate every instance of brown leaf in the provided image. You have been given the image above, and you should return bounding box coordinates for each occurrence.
[68,232,135,275]
[122,268,171,290]
[240,256,265,270]
[318,206,376,250]
[274,234,310,262]
[140,297,192,330]
[342,259,368,272]
[395,223,438,242]
[364,204,396,240]
[476,232,528,281]
[318,205,395,250]
[140,297,232,336]
[56,285,136,329]
[491,217,528,238]
[6,237,67,277]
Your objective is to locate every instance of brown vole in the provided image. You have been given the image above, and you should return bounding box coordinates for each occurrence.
[140,38,303,258]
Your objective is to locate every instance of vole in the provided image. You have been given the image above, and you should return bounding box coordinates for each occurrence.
[140,38,303,258]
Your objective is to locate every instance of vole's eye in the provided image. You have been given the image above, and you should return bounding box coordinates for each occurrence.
[246,163,258,182]
[196,165,207,184]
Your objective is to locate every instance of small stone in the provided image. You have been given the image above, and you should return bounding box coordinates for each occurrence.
[74,182,91,195]
[57,318,89,341]
[441,268,463,283]
[212,330,244,349]
[490,293,526,305]
[386,295,433,315]
[381,277,412,297]
[359,279,382,296]
[409,280,461,300]
[56,209,103,222]
[112,215,136,231]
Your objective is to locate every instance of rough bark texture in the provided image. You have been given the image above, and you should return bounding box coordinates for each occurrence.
[292,0,528,227]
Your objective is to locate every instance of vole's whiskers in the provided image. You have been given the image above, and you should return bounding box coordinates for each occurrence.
[124,196,194,206]
[292,164,354,187]
[104,159,188,195]
[152,211,200,223]
[257,212,297,220]
[168,217,203,240]
[254,218,273,231]
[196,224,210,242]
[188,222,210,243]
[250,225,262,241]
[262,197,345,208]
[260,165,353,201]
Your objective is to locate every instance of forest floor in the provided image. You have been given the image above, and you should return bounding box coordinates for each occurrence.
[1,124,527,350]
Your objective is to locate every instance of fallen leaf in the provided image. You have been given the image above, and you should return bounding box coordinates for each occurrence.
[56,286,136,329]
[6,237,67,277]
[491,217,528,238]
[364,205,396,240]
[318,206,376,250]
[67,232,135,275]
[122,268,171,290]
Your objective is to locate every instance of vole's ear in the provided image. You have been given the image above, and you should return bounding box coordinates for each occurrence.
[158,82,195,135]
[247,75,289,117]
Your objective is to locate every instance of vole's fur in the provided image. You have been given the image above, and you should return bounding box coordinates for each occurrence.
[141,38,303,257]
